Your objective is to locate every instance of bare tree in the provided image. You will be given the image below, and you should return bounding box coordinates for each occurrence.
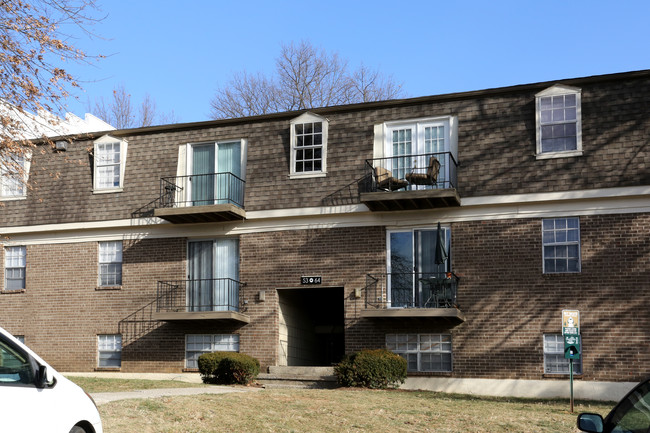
[90,85,177,128]
[0,0,102,179]
[210,41,405,119]
[352,64,404,103]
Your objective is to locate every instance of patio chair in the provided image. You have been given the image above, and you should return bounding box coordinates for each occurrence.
[374,166,408,191]
[405,156,440,186]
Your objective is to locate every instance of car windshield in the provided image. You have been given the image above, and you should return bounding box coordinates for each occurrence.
[608,380,650,433]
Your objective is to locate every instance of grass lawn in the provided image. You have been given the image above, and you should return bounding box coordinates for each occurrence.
[68,377,615,433]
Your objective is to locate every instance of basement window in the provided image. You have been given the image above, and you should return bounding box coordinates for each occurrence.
[185,334,239,369]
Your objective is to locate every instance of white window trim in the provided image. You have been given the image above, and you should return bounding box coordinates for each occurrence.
[386,333,453,373]
[0,151,31,201]
[175,139,247,207]
[289,112,328,179]
[185,334,240,369]
[535,84,583,159]
[93,135,128,193]
[542,217,581,274]
[97,334,122,368]
[4,245,26,291]
[373,116,458,161]
[543,334,582,375]
[98,240,123,287]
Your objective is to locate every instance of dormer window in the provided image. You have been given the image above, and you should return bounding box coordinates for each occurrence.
[0,152,31,200]
[290,112,328,178]
[535,85,582,159]
[94,135,128,192]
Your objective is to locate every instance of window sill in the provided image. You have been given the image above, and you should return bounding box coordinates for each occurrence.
[96,286,122,291]
[93,187,124,194]
[542,272,581,276]
[1,289,26,294]
[535,150,583,160]
[0,195,27,201]
[94,367,121,372]
[182,368,200,373]
[543,373,582,379]
[407,371,453,377]
[289,172,327,180]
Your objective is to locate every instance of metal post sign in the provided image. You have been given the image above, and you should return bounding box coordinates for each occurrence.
[562,309,581,413]
[562,310,581,359]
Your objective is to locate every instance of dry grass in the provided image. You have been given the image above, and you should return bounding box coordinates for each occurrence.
[97,388,613,433]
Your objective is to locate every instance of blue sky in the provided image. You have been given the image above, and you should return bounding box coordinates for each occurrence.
[64,0,650,124]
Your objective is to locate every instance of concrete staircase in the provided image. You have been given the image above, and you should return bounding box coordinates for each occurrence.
[257,366,339,389]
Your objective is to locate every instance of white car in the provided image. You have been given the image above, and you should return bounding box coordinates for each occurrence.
[0,326,103,433]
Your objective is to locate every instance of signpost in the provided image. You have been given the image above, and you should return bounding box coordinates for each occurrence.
[562,310,580,413]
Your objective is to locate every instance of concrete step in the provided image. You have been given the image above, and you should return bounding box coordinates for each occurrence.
[268,366,335,376]
[258,366,339,389]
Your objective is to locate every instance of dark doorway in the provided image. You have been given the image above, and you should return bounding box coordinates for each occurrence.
[278,287,345,366]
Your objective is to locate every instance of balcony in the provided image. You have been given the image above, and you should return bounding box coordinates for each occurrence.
[153,279,249,323]
[153,173,246,224]
[361,272,464,322]
[359,152,460,211]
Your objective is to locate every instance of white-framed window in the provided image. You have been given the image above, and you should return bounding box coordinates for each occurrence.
[97,334,122,368]
[99,241,122,286]
[386,333,452,372]
[535,85,582,158]
[290,112,328,178]
[4,246,26,291]
[185,334,240,369]
[543,334,582,374]
[1,152,31,200]
[93,135,128,192]
[542,217,581,273]
[374,116,458,188]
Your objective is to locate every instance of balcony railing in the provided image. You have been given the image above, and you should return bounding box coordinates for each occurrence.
[157,278,243,313]
[159,172,245,209]
[365,151,458,192]
[364,272,459,309]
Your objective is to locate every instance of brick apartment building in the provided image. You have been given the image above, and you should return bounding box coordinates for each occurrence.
[1,69,648,397]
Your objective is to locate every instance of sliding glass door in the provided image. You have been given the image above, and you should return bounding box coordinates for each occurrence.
[387,227,450,308]
[190,141,242,206]
[188,239,239,312]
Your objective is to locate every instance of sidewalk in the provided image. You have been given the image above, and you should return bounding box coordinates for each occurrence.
[63,371,205,384]
[63,372,262,405]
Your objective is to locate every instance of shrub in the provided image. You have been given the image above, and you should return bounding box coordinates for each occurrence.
[197,351,260,385]
[334,348,407,389]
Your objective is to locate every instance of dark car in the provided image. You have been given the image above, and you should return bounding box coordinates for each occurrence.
[577,378,650,433]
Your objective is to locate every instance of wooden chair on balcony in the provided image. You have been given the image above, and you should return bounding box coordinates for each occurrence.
[405,156,440,187]
[374,166,408,191]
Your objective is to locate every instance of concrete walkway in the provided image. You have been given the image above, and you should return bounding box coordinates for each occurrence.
[91,385,262,406]
[63,372,262,406]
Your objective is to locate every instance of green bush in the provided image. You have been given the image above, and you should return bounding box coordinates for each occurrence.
[197,351,260,385]
[334,348,407,389]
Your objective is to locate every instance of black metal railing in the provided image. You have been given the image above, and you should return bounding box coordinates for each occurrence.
[322,173,373,206]
[159,172,245,209]
[157,278,243,313]
[364,272,459,309]
[364,152,458,192]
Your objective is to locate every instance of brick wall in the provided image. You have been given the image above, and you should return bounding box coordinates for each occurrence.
[1,214,648,381]
[239,226,386,369]
[344,214,650,382]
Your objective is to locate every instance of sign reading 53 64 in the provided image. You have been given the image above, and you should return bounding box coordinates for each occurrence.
[301,276,322,285]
